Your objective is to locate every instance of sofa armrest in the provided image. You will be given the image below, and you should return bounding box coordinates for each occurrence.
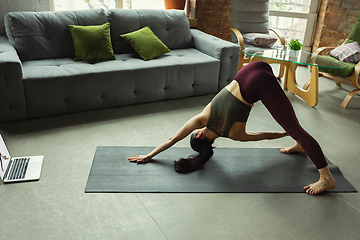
[0,36,27,122]
[191,29,240,90]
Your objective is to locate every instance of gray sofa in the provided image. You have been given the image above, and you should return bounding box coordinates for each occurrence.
[0,8,240,122]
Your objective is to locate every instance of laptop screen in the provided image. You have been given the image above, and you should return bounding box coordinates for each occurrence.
[0,135,11,180]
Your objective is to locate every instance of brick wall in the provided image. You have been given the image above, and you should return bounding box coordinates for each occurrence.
[312,0,359,51]
[195,0,232,41]
[188,0,196,18]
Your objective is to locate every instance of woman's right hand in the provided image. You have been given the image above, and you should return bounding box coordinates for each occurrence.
[128,155,151,163]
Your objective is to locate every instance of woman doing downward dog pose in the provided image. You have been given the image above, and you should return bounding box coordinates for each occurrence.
[128,61,336,195]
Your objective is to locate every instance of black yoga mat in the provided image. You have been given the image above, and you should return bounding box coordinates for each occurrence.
[85,146,357,193]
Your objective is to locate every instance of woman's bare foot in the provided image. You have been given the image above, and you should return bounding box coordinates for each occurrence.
[304,177,336,195]
[280,142,305,154]
[304,166,336,195]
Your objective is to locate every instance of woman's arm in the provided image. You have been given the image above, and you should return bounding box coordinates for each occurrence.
[128,110,208,163]
[229,122,288,142]
[239,131,288,142]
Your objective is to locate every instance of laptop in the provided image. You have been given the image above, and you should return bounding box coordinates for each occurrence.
[0,134,43,183]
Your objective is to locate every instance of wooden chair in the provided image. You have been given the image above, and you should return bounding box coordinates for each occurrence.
[231,0,286,79]
[312,9,360,108]
[313,44,360,108]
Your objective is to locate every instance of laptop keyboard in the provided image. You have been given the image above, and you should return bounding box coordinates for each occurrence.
[8,158,30,180]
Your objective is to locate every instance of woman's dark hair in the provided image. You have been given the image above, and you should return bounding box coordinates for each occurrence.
[174,133,214,173]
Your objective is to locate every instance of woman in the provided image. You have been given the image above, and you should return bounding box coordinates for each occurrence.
[128,61,336,195]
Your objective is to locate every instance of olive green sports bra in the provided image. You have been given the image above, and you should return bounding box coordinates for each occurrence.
[206,88,252,137]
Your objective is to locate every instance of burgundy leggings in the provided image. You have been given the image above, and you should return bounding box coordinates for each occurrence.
[234,61,327,169]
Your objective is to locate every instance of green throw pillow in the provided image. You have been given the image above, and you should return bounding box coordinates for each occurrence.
[69,22,116,61]
[120,26,171,61]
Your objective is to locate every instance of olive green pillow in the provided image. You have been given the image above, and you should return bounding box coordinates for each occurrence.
[69,22,116,61]
[346,11,360,45]
[347,21,360,45]
[120,26,171,61]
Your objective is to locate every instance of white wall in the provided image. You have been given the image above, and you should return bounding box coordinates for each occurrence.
[0,0,52,35]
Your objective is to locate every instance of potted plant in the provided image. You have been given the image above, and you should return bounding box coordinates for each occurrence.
[164,0,186,10]
[288,39,303,57]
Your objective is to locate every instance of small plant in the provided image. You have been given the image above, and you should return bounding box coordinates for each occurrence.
[288,39,303,50]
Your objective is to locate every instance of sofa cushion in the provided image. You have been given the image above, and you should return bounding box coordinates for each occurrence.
[317,55,356,77]
[120,26,171,61]
[4,8,108,61]
[69,22,116,61]
[21,49,219,118]
[108,9,193,54]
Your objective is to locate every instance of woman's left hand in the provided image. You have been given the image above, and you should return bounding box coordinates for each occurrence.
[128,155,151,163]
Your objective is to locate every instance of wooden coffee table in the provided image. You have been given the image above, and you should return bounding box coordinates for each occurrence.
[243,48,344,107]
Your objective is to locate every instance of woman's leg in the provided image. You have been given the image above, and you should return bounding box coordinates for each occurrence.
[236,61,336,194]
[261,78,327,169]
[261,73,336,194]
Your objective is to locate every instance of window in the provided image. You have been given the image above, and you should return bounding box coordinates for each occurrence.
[269,0,320,52]
[270,0,311,13]
[123,0,165,9]
[53,0,165,11]
[54,0,119,11]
